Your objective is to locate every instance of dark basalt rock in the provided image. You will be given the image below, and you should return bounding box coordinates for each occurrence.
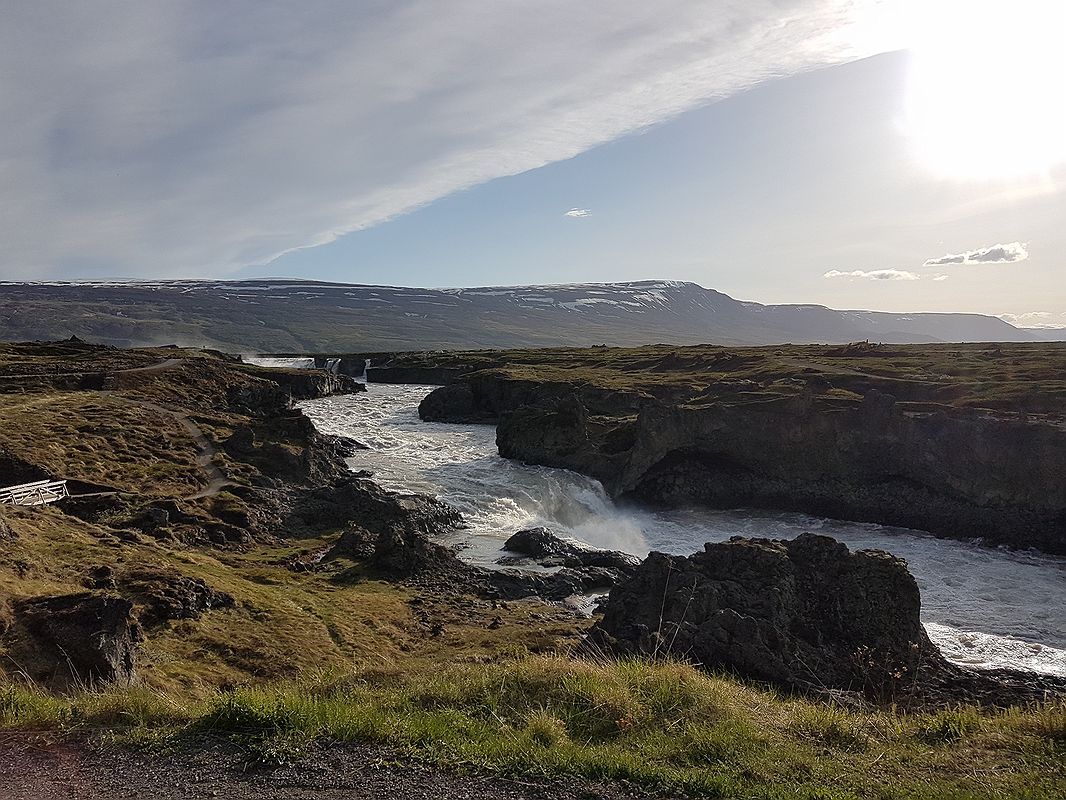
[502,527,640,575]
[227,371,362,417]
[320,479,470,578]
[328,524,469,580]
[16,593,140,685]
[584,533,1066,706]
[297,477,463,539]
[322,495,627,601]
[502,527,576,559]
[492,385,1066,554]
[497,396,590,466]
[586,534,939,701]
[418,383,495,423]
[118,567,235,627]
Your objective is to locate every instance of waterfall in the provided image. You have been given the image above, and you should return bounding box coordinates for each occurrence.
[297,384,1066,677]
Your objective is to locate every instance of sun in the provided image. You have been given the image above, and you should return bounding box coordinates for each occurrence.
[904,0,1066,180]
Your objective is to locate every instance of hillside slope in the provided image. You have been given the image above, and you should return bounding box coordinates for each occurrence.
[0,279,1044,350]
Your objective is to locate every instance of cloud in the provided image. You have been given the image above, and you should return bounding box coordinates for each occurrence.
[0,1,900,278]
[564,208,591,218]
[823,269,921,281]
[998,311,1066,329]
[923,242,1029,267]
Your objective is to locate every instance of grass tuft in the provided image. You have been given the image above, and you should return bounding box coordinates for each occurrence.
[915,706,983,743]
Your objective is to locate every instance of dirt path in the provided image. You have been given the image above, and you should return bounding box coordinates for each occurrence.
[117,357,187,375]
[82,357,234,500]
[128,399,234,500]
[116,359,233,499]
[0,733,671,800]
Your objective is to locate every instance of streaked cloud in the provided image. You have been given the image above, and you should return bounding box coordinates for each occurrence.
[564,208,592,218]
[924,242,1029,266]
[0,1,900,278]
[823,269,921,281]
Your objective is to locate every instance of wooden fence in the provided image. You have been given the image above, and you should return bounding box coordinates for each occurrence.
[0,479,70,506]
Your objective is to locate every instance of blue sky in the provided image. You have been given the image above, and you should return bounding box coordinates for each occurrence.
[2,1,1064,325]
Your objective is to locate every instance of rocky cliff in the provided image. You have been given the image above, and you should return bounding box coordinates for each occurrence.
[416,345,1066,554]
[499,392,1066,553]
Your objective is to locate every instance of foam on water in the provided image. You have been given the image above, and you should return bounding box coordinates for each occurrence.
[300,385,1066,676]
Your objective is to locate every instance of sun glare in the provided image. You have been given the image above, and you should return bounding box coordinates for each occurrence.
[905,0,1066,180]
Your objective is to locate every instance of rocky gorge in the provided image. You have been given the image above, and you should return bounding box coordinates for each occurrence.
[395,343,1066,555]
[3,341,1066,798]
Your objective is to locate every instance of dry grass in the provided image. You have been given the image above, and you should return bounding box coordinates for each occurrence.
[3,657,1063,799]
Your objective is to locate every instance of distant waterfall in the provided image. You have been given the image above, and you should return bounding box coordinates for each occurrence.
[358,358,371,383]
[324,357,341,374]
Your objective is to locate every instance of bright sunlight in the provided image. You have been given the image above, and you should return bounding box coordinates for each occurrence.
[905,0,1066,180]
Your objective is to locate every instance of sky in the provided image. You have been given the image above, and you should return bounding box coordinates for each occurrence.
[1,1,1064,324]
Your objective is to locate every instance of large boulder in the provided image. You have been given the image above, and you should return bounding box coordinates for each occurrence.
[586,533,945,701]
[328,523,468,579]
[16,593,141,685]
[295,477,463,538]
[502,527,640,574]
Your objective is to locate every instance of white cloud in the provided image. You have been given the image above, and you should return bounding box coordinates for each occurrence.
[998,311,1066,329]
[564,208,591,218]
[932,274,949,281]
[923,242,1029,266]
[0,1,900,278]
[823,269,921,281]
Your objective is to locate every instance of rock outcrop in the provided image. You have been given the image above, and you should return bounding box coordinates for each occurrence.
[16,594,140,685]
[296,477,464,540]
[318,487,633,601]
[418,383,495,423]
[585,534,1065,706]
[118,567,235,627]
[502,527,640,576]
[587,534,934,698]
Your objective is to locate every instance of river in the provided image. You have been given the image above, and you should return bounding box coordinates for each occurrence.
[298,383,1066,677]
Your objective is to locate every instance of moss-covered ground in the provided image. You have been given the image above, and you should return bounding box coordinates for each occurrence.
[354,341,1066,417]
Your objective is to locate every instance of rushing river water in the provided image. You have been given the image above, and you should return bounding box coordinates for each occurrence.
[299,383,1066,677]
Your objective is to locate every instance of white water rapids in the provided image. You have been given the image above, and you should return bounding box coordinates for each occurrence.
[299,384,1066,677]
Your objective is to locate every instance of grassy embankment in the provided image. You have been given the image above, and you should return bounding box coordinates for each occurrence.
[0,342,581,694]
[3,657,1064,799]
[1,341,1064,798]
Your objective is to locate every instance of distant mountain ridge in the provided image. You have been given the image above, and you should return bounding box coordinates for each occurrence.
[0,278,1053,351]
